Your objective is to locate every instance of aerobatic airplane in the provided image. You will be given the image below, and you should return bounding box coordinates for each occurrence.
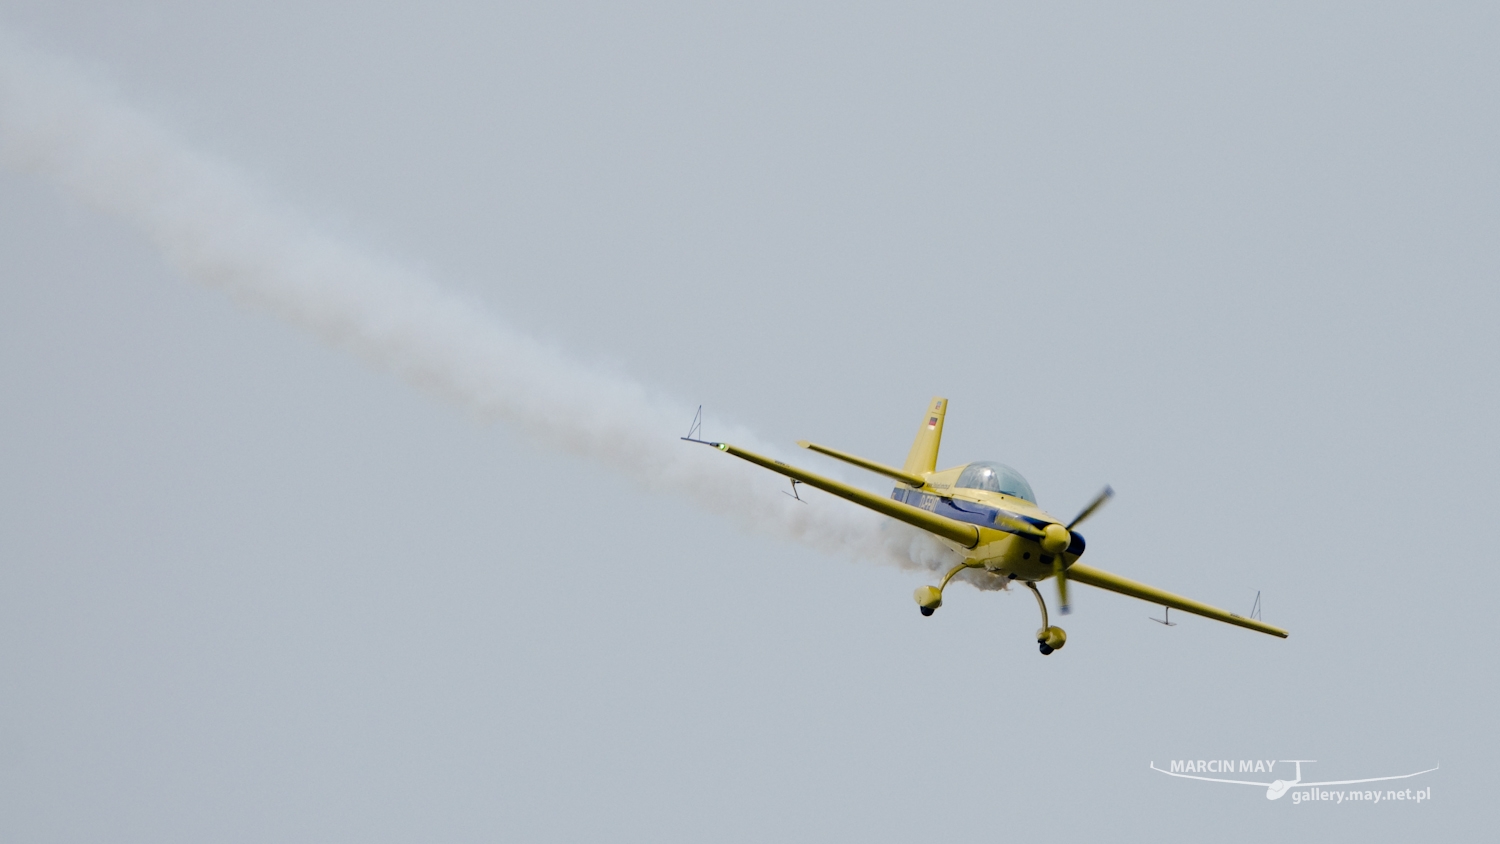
[685,397,1287,654]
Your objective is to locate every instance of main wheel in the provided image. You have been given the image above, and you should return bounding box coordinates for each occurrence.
[919,606,935,617]
[1039,642,1055,655]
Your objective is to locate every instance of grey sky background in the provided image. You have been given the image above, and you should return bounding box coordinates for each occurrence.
[1,3,1495,842]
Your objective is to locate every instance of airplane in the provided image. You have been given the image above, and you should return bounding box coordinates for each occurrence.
[1149,760,1439,800]
[684,397,1288,654]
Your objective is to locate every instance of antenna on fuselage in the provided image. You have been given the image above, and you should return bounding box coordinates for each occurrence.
[1250,590,1263,621]
[1150,607,1177,626]
[783,479,805,503]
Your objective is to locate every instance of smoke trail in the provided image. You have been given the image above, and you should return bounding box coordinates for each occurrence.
[0,31,962,576]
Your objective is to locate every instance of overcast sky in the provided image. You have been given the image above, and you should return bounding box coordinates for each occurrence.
[1,3,1496,842]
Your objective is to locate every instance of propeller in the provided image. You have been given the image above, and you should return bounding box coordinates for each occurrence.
[1066,485,1114,532]
[1047,486,1114,614]
[987,485,1114,615]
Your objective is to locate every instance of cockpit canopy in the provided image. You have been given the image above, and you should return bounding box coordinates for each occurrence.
[954,461,1036,503]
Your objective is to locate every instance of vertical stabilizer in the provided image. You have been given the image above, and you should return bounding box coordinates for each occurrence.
[901,397,947,478]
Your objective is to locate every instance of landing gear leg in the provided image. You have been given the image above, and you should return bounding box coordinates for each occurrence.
[1025,581,1067,655]
[914,562,974,616]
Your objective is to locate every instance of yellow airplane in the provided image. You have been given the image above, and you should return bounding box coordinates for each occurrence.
[686,397,1287,654]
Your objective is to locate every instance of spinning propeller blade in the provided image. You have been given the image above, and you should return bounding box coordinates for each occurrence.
[1054,555,1070,614]
[1052,487,1113,615]
[1066,485,1114,530]
[994,512,1045,538]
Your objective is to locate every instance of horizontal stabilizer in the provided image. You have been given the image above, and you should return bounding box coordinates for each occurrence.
[692,439,979,548]
[797,441,927,487]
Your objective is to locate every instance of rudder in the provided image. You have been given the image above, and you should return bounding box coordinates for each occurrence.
[901,397,947,478]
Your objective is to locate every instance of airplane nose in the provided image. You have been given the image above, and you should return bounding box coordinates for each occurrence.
[1041,523,1070,554]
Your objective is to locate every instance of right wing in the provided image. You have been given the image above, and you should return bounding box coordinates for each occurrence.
[1301,766,1439,787]
[1065,563,1289,638]
[693,439,981,548]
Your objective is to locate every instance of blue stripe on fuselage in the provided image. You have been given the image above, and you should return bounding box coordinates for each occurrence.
[890,488,1041,532]
[890,487,1087,556]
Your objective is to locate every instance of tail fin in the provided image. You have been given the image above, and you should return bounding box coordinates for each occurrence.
[901,397,947,478]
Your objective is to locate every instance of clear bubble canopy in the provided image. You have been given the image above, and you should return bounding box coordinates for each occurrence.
[953,461,1036,503]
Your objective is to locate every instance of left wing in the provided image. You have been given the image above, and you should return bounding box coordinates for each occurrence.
[1066,563,1288,638]
[1149,763,1269,786]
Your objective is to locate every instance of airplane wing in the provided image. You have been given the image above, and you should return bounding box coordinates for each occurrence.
[1300,766,1439,787]
[1065,563,1288,638]
[1148,763,1269,786]
[691,438,1287,639]
[691,439,981,548]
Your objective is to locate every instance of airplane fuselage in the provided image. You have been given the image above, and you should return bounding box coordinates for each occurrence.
[891,465,1084,582]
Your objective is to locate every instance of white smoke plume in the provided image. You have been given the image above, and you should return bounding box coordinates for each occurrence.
[0,31,964,577]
